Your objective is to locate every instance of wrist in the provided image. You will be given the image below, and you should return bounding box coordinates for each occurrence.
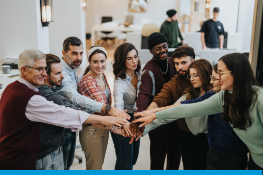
[101,104,106,113]
[110,125,115,132]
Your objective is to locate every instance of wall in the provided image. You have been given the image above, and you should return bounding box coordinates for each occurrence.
[210,0,239,33]
[0,0,50,61]
[237,0,255,50]
[49,0,87,76]
[85,0,179,33]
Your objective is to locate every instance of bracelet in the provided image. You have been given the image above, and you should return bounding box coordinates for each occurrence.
[110,125,114,132]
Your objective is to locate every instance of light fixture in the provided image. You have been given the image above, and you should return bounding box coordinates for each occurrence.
[206,3,210,8]
[82,0,86,8]
[40,0,54,27]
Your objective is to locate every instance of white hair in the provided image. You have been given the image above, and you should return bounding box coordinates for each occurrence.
[18,49,46,73]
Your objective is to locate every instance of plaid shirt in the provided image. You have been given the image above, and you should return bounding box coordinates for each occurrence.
[78,73,111,116]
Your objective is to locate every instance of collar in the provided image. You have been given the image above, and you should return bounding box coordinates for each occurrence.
[61,58,78,76]
[126,72,141,81]
[18,77,39,92]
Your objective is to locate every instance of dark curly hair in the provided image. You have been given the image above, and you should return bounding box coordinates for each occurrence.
[183,59,213,100]
[172,46,195,60]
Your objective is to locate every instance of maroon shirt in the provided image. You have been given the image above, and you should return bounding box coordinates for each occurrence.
[0,81,41,170]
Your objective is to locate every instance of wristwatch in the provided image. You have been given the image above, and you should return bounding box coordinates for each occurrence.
[105,104,111,114]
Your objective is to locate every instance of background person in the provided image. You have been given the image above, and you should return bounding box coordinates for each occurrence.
[200,7,225,50]
[160,9,185,48]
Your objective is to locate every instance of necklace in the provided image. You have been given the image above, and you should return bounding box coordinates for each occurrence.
[159,60,169,74]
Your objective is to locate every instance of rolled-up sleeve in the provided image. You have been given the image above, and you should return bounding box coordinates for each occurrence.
[114,79,125,110]
[26,95,89,131]
[61,79,103,113]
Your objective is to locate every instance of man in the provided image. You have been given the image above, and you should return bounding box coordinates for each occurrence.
[140,46,199,170]
[135,32,180,170]
[201,7,225,50]
[0,49,127,170]
[55,36,130,170]
[160,9,185,48]
[36,54,124,170]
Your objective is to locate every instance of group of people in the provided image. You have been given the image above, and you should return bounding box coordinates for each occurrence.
[0,24,262,171]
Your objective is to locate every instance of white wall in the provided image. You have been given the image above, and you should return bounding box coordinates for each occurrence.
[0,0,50,61]
[237,0,255,50]
[210,0,239,33]
[49,0,87,76]
[85,0,179,33]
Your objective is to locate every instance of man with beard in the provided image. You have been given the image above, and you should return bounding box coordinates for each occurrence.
[36,54,126,170]
[145,45,195,169]
[135,32,180,170]
[56,37,130,170]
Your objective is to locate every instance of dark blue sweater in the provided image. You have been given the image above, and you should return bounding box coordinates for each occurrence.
[181,91,248,155]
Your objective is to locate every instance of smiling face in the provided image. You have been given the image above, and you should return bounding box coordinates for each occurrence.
[174,56,194,78]
[21,58,47,86]
[151,42,168,61]
[89,53,107,75]
[210,69,221,91]
[189,68,202,89]
[125,49,139,72]
[217,60,234,90]
[62,45,83,69]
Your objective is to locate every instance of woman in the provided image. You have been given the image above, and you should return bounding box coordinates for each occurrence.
[78,46,126,170]
[143,59,212,170]
[134,53,263,170]
[112,43,141,170]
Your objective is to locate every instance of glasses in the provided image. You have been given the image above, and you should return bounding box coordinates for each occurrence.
[126,56,139,62]
[187,74,199,80]
[25,65,46,74]
[210,75,219,82]
[217,71,232,79]
[153,44,169,52]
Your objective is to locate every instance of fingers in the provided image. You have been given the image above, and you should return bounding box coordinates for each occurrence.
[129,136,135,144]
[131,118,144,124]
[133,112,141,117]
[138,122,147,128]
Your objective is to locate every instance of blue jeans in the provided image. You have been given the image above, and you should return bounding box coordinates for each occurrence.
[62,129,76,170]
[111,113,140,170]
[35,147,64,170]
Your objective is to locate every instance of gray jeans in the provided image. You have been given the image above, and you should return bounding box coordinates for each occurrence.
[35,147,64,170]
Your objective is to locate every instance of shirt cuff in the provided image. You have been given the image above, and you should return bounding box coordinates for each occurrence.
[77,111,89,131]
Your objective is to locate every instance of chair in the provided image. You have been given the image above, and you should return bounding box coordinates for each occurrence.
[125,15,134,24]
[100,16,115,44]
[141,23,159,49]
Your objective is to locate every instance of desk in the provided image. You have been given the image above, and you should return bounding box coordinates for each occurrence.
[91,24,142,46]
[0,70,20,97]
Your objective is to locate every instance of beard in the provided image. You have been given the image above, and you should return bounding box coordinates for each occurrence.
[178,70,188,78]
[65,55,82,69]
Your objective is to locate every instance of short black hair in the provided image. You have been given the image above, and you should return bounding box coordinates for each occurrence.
[172,46,195,60]
[63,36,82,52]
[45,54,61,75]
[213,7,220,13]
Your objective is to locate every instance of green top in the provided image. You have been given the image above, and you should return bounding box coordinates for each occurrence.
[156,87,263,168]
[160,20,183,48]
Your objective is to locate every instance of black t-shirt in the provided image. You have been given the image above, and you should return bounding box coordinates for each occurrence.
[200,19,225,48]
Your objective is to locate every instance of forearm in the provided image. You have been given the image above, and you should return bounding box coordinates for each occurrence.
[146,102,159,110]
[91,123,112,130]
[201,33,206,47]
[219,35,224,49]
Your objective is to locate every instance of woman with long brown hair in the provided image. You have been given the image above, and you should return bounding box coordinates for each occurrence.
[112,43,141,170]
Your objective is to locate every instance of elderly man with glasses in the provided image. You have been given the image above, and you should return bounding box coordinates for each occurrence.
[135,32,180,170]
[0,49,127,170]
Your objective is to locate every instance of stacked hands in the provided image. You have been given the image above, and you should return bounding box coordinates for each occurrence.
[103,107,160,144]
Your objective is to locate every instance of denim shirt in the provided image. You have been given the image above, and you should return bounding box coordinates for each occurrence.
[114,72,141,113]
[55,58,103,113]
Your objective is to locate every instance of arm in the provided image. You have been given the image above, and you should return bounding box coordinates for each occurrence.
[201,32,207,50]
[135,71,154,112]
[219,35,224,49]
[26,95,128,130]
[113,79,125,110]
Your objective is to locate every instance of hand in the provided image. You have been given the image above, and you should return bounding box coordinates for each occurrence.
[108,107,130,120]
[202,45,207,50]
[123,122,132,137]
[129,126,144,144]
[134,109,157,118]
[112,126,126,137]
[132,114,157,128]
[100,116,128,127]
[219,46,223,50]
[182,40,186,45]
